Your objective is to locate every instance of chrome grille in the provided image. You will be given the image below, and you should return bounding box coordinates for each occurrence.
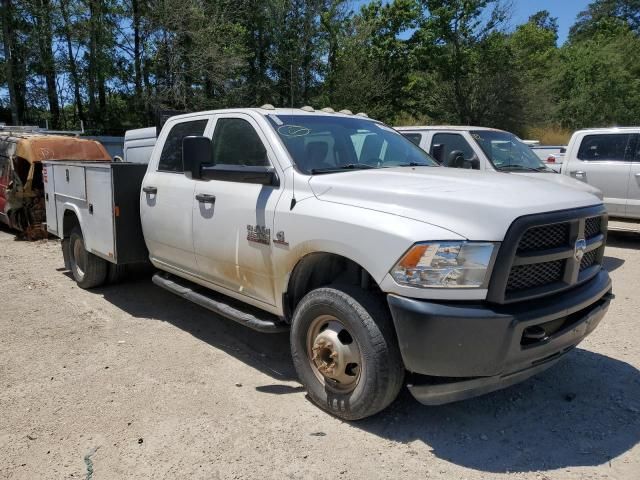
[517,223,570,252]
[507,260,564,291]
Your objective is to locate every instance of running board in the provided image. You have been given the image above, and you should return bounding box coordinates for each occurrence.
[152,272,288,333]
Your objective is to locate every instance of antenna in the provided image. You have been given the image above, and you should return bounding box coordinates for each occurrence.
[290,167,297,210]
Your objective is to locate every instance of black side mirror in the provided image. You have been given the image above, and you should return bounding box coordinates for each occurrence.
[183,136,212,179]
[431,144,444,163]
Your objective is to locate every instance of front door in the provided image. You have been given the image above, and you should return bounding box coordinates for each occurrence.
[140,116,210,273]
[569,133,634,217]
[192,114,282,306]
[430,132,482,169]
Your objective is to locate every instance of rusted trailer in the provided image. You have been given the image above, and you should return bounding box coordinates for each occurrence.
[0,133,111,239]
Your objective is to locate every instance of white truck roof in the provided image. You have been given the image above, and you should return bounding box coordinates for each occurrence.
[395,125,503,132]
[169,106,370,122]
[572,126,640,134]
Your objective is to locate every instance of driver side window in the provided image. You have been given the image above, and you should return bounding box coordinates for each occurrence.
[431,133,476,168]
[212,118,269,167]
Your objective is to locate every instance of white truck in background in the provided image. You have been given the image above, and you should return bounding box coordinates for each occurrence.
[44,107,613,420]
[531,145,566,172]
[395,126,601,198]
[560,127,640,232]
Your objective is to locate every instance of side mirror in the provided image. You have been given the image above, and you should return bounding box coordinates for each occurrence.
[431,144,444,163]
[183,136,212,179]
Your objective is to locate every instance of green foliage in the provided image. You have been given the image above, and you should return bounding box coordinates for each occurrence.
[1,0,639,136]
[556,23,640,129]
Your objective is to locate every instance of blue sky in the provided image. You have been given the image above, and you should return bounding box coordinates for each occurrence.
[510,0,591,44]
[355,0,592,45]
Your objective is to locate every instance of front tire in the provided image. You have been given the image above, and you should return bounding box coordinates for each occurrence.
[290,285,404,420]
[69,227,108,289]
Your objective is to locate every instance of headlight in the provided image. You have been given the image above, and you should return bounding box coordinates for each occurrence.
[390,242,497,288]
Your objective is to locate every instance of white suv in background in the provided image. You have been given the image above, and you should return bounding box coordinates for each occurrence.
[396,126,602,199]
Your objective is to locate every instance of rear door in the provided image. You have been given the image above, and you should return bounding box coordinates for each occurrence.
[628,134,640,218]
[568,133,634,216]
[140,116,210,273]
[192,113,282,306]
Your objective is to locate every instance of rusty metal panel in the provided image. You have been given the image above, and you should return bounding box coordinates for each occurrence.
[11,135,112,164]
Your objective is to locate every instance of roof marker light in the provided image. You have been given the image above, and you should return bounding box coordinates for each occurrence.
[339,109,353,115]
[260,104,276,110]
[300,106,314,112]
[321,107,335,113]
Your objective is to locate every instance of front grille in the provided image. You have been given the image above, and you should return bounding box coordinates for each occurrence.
[580,249,598,271]
[584,217,602,239]
[507,260,564,291]
[487,207,608,304]
[517,223,570,252]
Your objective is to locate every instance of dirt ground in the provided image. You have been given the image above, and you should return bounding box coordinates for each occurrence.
[0,227,639,480]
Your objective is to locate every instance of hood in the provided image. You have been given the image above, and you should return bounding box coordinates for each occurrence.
[308,167,602,240]
[515,172,603,200]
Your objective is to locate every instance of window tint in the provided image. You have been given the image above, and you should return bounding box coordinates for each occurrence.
[431,133,476,165]
[402,133,422,146]
[212,118,269,166]
[577,134,633,162]
[158,119,208,172]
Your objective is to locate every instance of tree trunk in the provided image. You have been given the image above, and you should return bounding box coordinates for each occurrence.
[60,0,85,123]
[35,0,60,128]
[132,0,142,97]
[87,0,98,124]
[1,0,22,124]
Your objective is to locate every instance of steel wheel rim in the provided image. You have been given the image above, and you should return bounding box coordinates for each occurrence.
[72,238,86,279]
[306,314,363,392]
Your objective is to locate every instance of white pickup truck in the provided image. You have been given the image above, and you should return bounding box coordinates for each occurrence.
[560,127,640,232]
[395,126,602,198]
[44,107,613,420]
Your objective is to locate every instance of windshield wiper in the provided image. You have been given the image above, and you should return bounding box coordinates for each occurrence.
[395,162,431,167]
[310,164,376,174]
[496,165,544,172]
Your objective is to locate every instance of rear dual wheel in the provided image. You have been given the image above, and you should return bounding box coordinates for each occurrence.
[290,285,404,420]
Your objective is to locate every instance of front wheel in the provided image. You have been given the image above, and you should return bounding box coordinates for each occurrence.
[69,227,108,289]
[290,285,404,420]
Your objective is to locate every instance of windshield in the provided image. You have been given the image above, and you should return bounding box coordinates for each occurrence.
[266,114,438,174]
[470,130,552,172]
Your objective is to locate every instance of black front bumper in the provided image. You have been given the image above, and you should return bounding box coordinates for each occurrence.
[387,270,613,405]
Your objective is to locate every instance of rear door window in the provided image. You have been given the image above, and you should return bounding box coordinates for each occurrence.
[577,134,634,162]
[158,119,208,172]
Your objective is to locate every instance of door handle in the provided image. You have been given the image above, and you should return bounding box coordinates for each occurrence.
[142,186,157,194]
[572,170,586,179]
[635,173,640,177]
[195,193,216,204]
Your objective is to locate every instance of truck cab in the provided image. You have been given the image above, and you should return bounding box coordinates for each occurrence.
[46,107,614,420]
[560,127,640,227]
[396,126,602,199]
